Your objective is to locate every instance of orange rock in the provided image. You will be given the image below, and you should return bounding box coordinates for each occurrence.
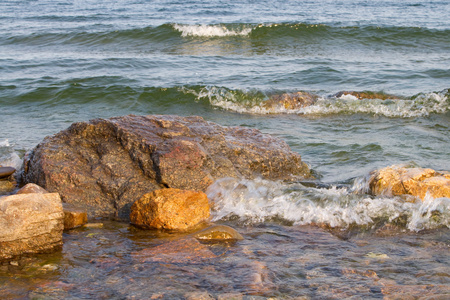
[130,188,210,230]
[62,203,88,230]
[369,165,450,200]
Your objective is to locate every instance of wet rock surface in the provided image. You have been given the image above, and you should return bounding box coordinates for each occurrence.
[0,180,15,195]
[0,166,16,179]
[130,188,210,231]
[263,91,318,110]
[16,183,48,195]
[63,203,88,230]
[369,165,450,200]
[22,114,310,220]
[193,224,244,241]
[0,193,64,261]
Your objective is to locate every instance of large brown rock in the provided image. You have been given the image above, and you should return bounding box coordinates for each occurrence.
[369,165,450,200]
[0,193,64,261]
[130,188,210,230]
[22,114,310,220]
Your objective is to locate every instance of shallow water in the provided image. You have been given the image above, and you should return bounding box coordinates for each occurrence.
[1,0,449,298]
[1,221,449,299]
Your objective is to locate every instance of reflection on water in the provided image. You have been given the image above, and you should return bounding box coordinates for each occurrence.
[1,221,448,299]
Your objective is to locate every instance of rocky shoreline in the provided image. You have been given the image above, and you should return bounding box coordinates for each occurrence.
[1,114,449,263]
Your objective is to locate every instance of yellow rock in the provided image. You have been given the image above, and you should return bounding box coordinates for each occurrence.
[369,165,450,200]
[62,203,88,230]
[130,188,210,231]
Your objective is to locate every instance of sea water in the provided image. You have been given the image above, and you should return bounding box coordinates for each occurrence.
[0,0,449,298]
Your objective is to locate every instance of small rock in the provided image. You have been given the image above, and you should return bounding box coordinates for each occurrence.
[130,188,210,231]
[0,167,15,179]
[365,252,390,259]
[369,165,450,200]
[16,183,48,194]
[193,225,244,241]
[0,180,15,194]
[63,203,88,230]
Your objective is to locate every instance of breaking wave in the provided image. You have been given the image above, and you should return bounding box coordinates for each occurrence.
[0,139,22,170]
[172,24,252,37]
[184,86,450,117]
[206,177,450,232]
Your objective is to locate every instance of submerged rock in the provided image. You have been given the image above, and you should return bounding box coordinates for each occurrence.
[0,166,17,195]
[0,180,15,195]
[132,237,217,264]
[22,114,310,220]
[130,188,210,231]
[193,224,244,241]
[369,165,450,200]
[263,91,318,110]
[0,193,64,261]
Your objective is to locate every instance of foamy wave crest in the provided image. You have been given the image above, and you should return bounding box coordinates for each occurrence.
[0,139,10,147]
[206,177,450,231]
[185,86,449,117]
[173,24,252,37]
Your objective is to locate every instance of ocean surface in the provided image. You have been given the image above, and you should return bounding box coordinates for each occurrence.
[1,0,449,299]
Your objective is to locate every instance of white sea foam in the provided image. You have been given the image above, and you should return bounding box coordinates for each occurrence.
[173,24,252,37]
[0,139,10,147]
[206,177,449,231]
[0,139,22,170]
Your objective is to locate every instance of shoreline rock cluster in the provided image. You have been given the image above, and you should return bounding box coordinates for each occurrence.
[1,114,449,262]
[21,114,311,220]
